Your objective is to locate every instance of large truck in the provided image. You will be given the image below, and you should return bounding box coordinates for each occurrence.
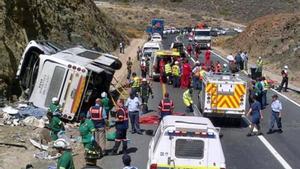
[193,28,212,49]
[146,18,165,37]
[16,40,122,121]
[198,73,247,118]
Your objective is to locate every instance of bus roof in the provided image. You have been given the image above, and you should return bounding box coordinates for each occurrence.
[155,50,180,57]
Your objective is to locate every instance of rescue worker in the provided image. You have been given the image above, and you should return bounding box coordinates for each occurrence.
[119,42,123,54]
[210,61,215,73]
[180,59,191,89]
[49,110,64,141]
[183,88,194,113]
[278,65,288,92]
[187,43,193,56]
[79,115,96,155]
[87,98,107,155]
[194,43,201,59]
[256,56,263,78]
[126,57,133,79]
[255,78,263,108]
[159,59,166,82]
[247,95,263,136]
[110,99,129,155]
[172,61,180,88]
[125,93,142,135]
[267,94,283,134]
[140,78,153,113]
[164,61,172,84]
[204,50,211,67]
[235,51,243,70]
[158,92,174,120]
[53,138,75,169]
[137,46,141,60]
[192,61,201,90]
[101,92,110,120]
[131,72,140,95]
[140,57,147,78]
[48,97,61,115]
[261,77,269,107]
[215,61,222,73]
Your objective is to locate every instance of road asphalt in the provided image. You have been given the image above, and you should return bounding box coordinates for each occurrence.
[99,34,300,169]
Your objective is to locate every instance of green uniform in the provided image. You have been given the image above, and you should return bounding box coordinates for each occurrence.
[79,119,95,150]
[48,103,61,114]
[57,150,75,169]
[102,97,110,115]
[49,116,64,141]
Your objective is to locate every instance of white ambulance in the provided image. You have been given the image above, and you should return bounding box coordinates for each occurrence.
[16,40,121,120]
[147,116,226,169]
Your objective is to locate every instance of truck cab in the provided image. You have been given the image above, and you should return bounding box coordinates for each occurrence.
[16,40,121,120]
[147,116,226,169]
[194,28,212,49]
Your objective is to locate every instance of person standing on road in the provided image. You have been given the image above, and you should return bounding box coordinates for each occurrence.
[122,154,138,169]
[130,72,140,95]
[215,61,222,73]
[158,92,174,120]
[187,43,193,56]
[255,77,264,108]
[87,98,107,155]
[247,95,263,136]
[235,51,243,70]
[172,61,180,88]
[164,61,172,84]
[261,77,269,107]
[204,50,211,67]
[244,51,249,71]
[256,57,263,78]
[183,88,194,113]
[110,99,129,155]
[267,94,283,134]
[125,93,142,135]
[192,61,201,90]
[137,46,141,60]
[140,57,147,78]
[194,43,201,60]
[119,42,123,54]
[180,59,191,89]
[278,65,289,92]
[140,78,153,113]
[101,92,110,121]
[126,57,133,79]
[53,138,75,169]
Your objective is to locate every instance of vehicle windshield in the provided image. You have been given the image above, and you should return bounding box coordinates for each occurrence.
[144,47,159,51]
[152,36,161,40]
[175,139,204,159]
[195,31,210,36]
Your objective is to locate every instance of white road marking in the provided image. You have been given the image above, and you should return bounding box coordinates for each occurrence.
[179,36,294,169]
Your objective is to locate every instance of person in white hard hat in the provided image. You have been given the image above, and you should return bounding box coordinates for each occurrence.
[53,138,75,169]
[278,65,289,92]
[140,78,153,113]
[172,61,180,88]
[140,57,147,78]
[256,56,263,78]
[48,97,61,115]
[101,92,110,121]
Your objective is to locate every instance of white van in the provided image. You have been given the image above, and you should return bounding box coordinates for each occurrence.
[16,41,121,120]
[147,116,226,169]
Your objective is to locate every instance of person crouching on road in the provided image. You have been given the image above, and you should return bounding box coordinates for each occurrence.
[183,88,194,113]
[87,98,107,155]
[49,110,64,141]
[53,138,75,169]
[110,99,129,155]
[158,92,174,120]
[125,93,142,135]
[172,61,180,88]
[267,94,283,134]
[247,95,263,136]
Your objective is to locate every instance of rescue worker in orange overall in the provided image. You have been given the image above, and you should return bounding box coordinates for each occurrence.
[110,99,128,155]
[180,59,191,89]
[194,43,201,60]
[187,43,193,56]
[159,59,166,82]
[158,92,174,120]
[215,61,222,73]
[204,50,211,67]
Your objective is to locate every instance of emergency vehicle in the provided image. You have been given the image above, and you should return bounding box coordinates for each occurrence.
[149,50,180,81]
[16,40,121,120]
[193,28,212,49]
[147,116,226,169]
[199,73,247,118]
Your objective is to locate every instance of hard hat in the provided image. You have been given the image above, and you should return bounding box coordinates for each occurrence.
[259,56,262,59]
[175,61,179,64]
[53,138,71,149]
[284,65,288,69]
[101,92,107,98]
[142,78,147,82]
[52,97,59,102]
[142,57,145,60]
[223,63,227,67]
[195,61,200,64]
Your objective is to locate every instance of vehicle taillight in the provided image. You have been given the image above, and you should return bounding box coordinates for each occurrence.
[150,164,157,169]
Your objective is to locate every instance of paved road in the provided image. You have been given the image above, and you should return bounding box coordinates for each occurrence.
[99,34,300,169]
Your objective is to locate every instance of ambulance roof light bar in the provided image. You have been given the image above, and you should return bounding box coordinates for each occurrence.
[167,130,215,138]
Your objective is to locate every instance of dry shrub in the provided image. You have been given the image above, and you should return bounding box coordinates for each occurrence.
[213,36,233,47]
[125,28,144,38]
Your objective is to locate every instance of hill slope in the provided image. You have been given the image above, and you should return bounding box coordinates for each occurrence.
[0,0,125,98]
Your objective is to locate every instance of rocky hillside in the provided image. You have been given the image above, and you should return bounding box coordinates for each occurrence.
[227,13,300,79]
[0,0,125,98]
[106,0,300,23]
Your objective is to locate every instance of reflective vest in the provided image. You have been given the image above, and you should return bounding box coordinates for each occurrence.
[264,80,269,90]
[200,70,206,80]
[193,67,200,77]
[132,76,140,88]
[172,65,180,76]
[89,106,103,121]
[160,99,173,112]
[257,59,263,71]
[183,90,193,106]
[116,108,128,122]
[165,63,172,74]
